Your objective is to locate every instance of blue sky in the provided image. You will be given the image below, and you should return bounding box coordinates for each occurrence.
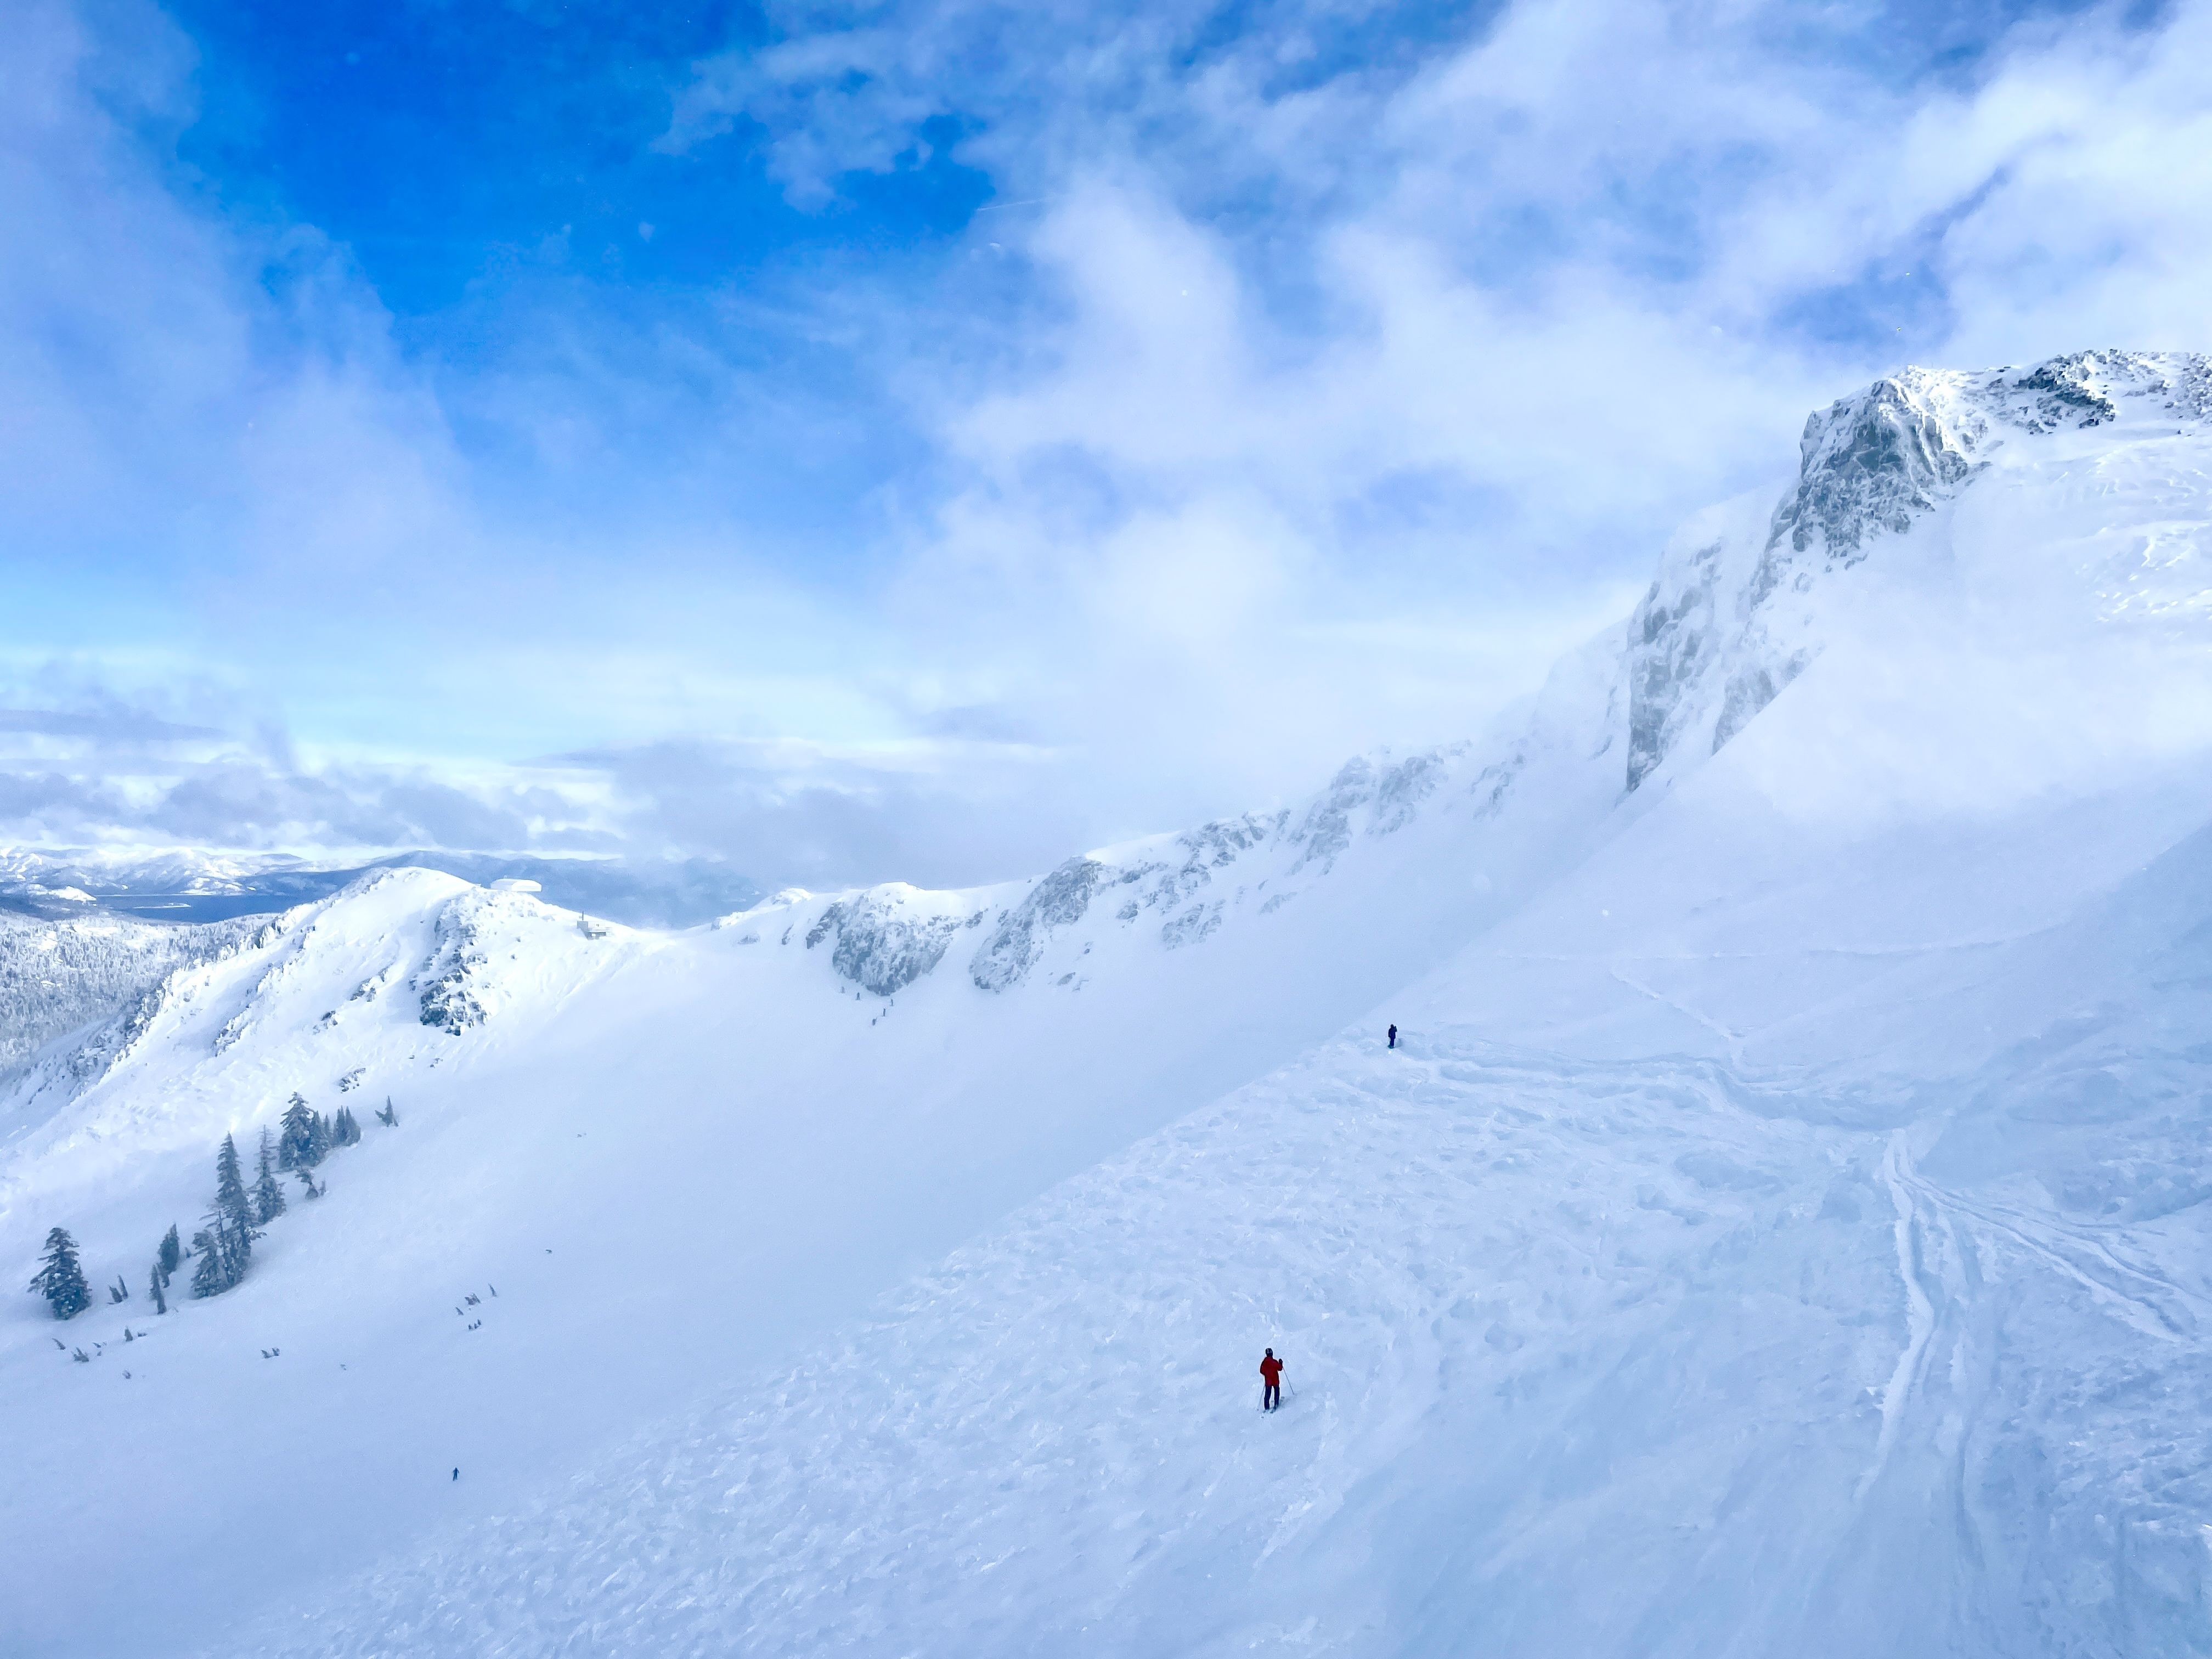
[2,0,2206,887]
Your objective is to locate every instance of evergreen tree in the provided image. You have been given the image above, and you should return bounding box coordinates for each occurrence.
[148,1260,168,1316]
[217,1211,252,1285]
[332,1107,360,1148]
[27,1227,90,1320]
[307,1110,334,1166]
[156,1223,181,1282]
[215,1135,253,1234]
[187,1135,262,1297]
[189,1227,228,1298]
[253,1127,287,1224]
[279,1095,318,1169]
[188,1208,257,1299]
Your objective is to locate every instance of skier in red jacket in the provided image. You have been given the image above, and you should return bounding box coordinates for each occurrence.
[1260,1348,1283,1411]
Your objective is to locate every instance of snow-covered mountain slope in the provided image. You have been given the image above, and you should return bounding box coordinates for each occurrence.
[0,693,1629,1658]
[0,910,268,1083]
[5,349,2211,1658]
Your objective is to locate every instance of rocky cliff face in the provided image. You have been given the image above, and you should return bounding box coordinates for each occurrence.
[807,886,975,997]
[1626,351,2212,792]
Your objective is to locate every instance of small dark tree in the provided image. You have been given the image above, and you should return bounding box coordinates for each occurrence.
[332,1107,361,1148]
[148,1260,168,1316]
[278,1094,317,1170]
[108,1274,129,1305]
[28,1227,91,1320]
[157,1224,182,1282]
[253,1127,287,1224]
[375,1098,398,1127]
[307,1110,334,1165]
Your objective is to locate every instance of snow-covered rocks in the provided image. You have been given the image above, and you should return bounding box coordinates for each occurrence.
[968,857,1111,990]
[1627,349,2212,791]
[805,884,970,996]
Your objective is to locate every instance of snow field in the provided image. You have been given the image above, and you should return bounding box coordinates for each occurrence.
[234,1015,2212,1658]
[229,1032,1885,1656]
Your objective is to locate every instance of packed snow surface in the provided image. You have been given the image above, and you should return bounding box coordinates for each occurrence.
[4,351,2212,1657]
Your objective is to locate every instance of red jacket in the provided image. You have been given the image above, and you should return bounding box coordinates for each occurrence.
[1260,1356,1283,1384]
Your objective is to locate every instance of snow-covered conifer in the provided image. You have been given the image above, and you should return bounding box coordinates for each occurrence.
[215,1134,252,1232]
[157,1223,181,1282]
[148,1261,167,1315]
[27,1227,91,1320]
[307,1110,334,1165]
[188,1228,228,1297]
[193,1214,256,1296]
[278,1094,317,1169]
[253,1127,287,1224]
[218,1212,252,1284]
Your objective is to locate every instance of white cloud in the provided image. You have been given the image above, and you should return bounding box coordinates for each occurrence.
[5,0,2211,887]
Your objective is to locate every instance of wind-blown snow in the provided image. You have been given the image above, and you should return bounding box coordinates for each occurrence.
[4,351,2211,1658]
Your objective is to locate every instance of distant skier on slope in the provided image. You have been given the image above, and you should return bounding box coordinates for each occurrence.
[1387,1024,1397,1049]
[1260,1348,1283,1411]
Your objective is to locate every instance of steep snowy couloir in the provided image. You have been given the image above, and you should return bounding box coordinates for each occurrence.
[4,351,2212,1658]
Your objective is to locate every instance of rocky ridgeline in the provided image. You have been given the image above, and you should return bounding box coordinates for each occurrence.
[798,746,1459,1001]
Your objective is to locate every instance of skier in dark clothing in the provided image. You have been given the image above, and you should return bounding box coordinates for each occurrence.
[1260,1348,1283,1411]
[1387,1024,1397,1049]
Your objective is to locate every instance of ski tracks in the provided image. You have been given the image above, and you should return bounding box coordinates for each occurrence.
[1863,1131,1943,1498]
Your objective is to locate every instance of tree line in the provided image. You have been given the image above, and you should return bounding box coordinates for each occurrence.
[27,1096,396,1323]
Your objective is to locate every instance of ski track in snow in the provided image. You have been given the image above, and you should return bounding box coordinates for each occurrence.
[1608,966,1747,1068]
[1864,1131,1940,1498]
[235,1030,2212,1659]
